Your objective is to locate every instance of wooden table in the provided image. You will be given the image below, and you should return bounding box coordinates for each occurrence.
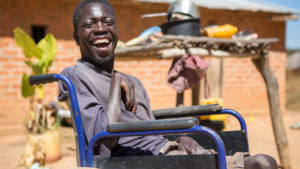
[115,35,291,169]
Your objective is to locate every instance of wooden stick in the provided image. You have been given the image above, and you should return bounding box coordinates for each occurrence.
[252,52,291,169]
[158,48,260,59]
[115,42,174,55]
[176,92,184,107]
[157,35,278,44]
[192,84,200,106]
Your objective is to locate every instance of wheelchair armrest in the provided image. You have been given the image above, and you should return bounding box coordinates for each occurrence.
[152,104,222,119]
[107,118,199,133]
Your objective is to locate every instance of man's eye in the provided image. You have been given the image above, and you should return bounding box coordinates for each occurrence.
[104,19,115,26]
[105,22,114,26]
[83,23,93,28]
[86,24,92,28]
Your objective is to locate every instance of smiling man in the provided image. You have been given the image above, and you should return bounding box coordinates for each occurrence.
[58,0,278,168]
[58,0,169,157]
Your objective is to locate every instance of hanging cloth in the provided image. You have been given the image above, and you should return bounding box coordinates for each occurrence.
[167,54,210,93]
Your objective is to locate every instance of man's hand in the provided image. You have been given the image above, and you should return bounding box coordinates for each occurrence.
[119,73,137,113]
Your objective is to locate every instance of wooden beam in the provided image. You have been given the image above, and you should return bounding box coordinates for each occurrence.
[158,48,261,59]
[192,84,200,105]
[115,42,174,56]
[176,92,184,107]
[207,58,223,98]
[157,35,278,44]
[271,14,299,21]
[252,52,291,169]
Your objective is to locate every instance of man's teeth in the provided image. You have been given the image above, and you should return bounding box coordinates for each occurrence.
[93,39,110,45]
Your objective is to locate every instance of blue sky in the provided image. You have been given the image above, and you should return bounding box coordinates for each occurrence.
[264,0,300,49]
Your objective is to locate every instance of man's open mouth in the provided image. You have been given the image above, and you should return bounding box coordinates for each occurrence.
[92,38,111,48]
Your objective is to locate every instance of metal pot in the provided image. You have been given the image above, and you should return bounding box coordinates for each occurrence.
[160,18,201,36]
[167,0,200,20]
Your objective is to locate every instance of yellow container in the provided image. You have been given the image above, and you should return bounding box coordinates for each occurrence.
[200,98,226,122]
[204,24,238,38]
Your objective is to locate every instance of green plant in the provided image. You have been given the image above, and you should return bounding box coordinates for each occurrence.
[14,27,57,134]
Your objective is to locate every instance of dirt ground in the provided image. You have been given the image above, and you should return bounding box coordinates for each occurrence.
[1,110,299,169]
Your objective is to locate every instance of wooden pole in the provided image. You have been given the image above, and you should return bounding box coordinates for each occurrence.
[192,84,200,105]
[252,51,291,169]
[176,92,184,107]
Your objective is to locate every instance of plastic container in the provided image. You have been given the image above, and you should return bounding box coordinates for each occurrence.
[204,24,238,38]
[200,98,226,124]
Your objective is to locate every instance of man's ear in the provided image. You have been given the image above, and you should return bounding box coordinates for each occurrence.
[73,32,80,45]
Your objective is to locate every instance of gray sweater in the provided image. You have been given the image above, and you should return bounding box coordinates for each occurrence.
[58,59,167,157]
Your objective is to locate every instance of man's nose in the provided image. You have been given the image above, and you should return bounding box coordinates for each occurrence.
[94,22,107,33]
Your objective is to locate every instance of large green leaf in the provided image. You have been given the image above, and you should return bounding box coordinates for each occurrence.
[37,34,57,73]
[21,74,35,98]
[24,60,43,75]
[32,63,44,75]
[13,27,42,59]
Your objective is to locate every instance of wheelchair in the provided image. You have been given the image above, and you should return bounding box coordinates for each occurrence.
[30,74,249,169]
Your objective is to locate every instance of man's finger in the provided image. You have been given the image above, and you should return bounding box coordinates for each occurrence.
[127,83,135,112]
[121,81,133,112]
[130,84,137,113]
[120,82,128,105]
[132,100,137,113]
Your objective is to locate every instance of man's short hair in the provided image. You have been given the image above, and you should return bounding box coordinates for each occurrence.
[73,0,115,32]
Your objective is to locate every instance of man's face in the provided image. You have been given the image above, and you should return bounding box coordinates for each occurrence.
[75,2,118,65]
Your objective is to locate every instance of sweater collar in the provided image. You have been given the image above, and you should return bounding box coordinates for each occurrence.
[77,59,112,78]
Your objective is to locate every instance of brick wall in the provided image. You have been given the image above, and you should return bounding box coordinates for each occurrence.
[223,52,286,114]
[0,0,287,124]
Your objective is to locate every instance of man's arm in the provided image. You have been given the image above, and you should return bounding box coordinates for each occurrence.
[106,72,138,148]
[106,72,137,123]
[106,72,121,123]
